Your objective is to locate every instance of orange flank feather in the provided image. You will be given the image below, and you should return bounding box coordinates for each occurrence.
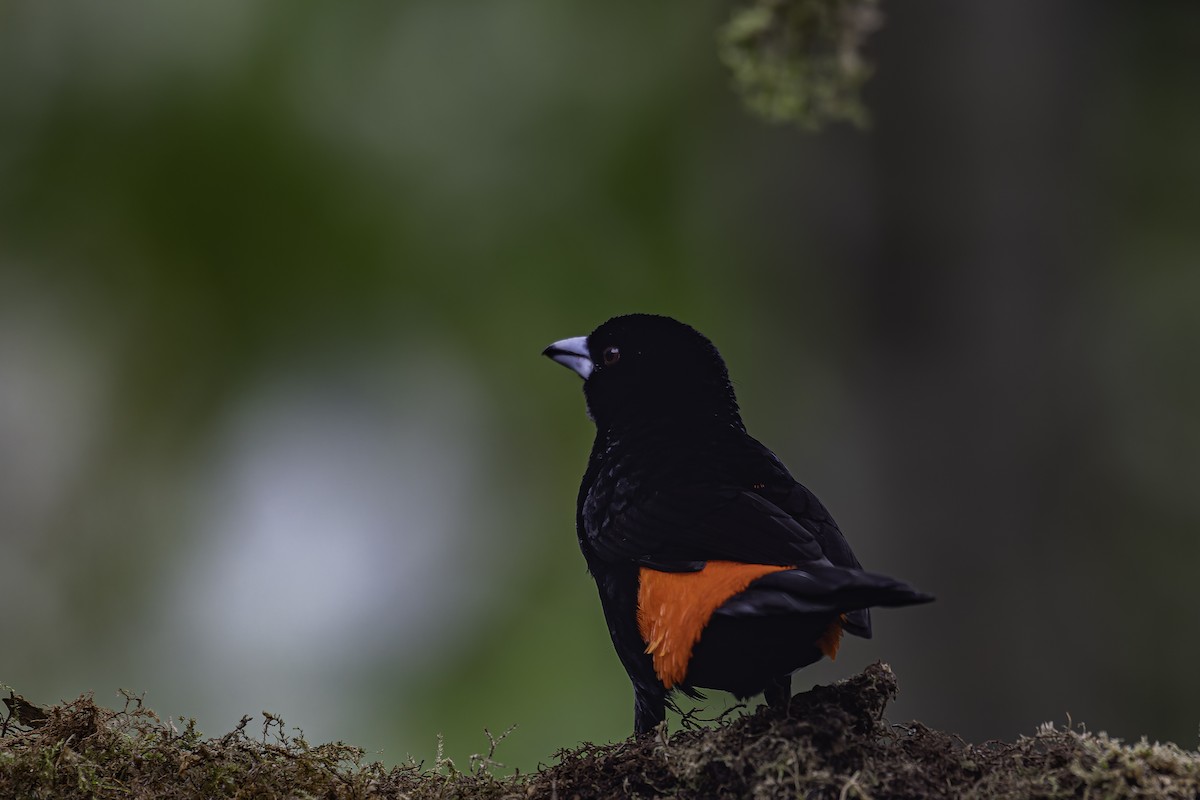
[816,616,844,660]
[636,561,792,688]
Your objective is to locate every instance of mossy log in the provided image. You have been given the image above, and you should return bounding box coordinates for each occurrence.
[4,664,1199,799]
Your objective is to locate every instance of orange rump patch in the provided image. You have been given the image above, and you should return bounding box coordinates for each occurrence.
[636,561,792,688]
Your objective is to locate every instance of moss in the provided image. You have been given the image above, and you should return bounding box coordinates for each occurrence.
[537,665,1200,799]
[718,0,883,130]
[0,689,513,799]
[4,667,1200,799]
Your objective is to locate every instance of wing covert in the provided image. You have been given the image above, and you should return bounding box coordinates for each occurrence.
[587,485,827,569]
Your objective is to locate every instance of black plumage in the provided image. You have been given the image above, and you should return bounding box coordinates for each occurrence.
[544,314,931,734]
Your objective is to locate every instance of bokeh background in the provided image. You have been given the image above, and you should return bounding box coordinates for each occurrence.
[2,0,1199,772]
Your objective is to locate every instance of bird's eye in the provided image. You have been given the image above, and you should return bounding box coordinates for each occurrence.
[602,346,621,366]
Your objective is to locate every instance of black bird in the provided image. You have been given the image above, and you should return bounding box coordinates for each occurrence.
[543,314,932,734]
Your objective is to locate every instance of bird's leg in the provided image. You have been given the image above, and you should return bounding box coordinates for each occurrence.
[764,674,792,713]
[633,688,666,735]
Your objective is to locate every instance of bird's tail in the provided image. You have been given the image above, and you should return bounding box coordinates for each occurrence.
[713,563,932,634]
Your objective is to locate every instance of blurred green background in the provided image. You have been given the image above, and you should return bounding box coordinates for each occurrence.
[2,0,1199,772]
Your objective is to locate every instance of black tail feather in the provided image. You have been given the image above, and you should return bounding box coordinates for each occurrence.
[714,564,933,623]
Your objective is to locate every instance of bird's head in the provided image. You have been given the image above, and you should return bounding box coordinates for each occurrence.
[543,314,742,431]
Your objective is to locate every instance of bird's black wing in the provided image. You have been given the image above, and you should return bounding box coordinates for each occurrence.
[588,483,829,571]
[733,436,878,637]
[585,433,883,637]
[767,481,873,637]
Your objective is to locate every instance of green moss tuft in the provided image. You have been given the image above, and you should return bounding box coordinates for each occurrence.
[718,0,883,130]
[0,689,514,799]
